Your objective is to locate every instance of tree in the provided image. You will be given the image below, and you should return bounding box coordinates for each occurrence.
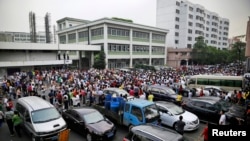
[231,41,246,65]
[92,50,106,69]
[191,36,207,65]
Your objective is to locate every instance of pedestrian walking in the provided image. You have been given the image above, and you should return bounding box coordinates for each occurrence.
[12,111,22,137]
[219,110,226,125]
[176,115,186,135]
[0,109,4,128]
[200,122,208,141]
[5,107,15,136]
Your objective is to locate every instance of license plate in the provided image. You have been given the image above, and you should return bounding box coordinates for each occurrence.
[51,136,58,141]
[107,132,114,138]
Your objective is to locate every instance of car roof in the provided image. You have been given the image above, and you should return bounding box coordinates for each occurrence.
[190,96,220,104]
[17,96,54,111]
[155,101,176,108]
[148,85,172,90]
[72,107,98,115]
[126,99,155,107]
[132,124,182,141]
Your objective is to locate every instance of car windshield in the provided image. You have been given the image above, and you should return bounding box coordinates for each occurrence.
[143,104,160,123]
[218,100,232,107]
[213,100,232,111]
[31,108,61,123]
[168,105,184,115]
[82,111,104,124]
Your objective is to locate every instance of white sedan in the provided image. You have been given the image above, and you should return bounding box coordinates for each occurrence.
[155,101,199,131]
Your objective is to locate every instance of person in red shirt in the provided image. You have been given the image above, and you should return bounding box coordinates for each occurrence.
[200,122,208,141]
[129,87,135,96]
[237,91,243,105]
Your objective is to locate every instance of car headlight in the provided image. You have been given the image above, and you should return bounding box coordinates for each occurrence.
[93,130,103,135]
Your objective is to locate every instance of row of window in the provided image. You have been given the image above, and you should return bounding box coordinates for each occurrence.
[61,29,165,42]
[108,43,164,53]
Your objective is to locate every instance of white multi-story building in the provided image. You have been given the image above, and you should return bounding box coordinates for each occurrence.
[156,0,229,49]
[56,17,169,69]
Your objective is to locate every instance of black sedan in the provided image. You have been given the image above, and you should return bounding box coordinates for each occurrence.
[182,96,246,125]
[62,107,116,141]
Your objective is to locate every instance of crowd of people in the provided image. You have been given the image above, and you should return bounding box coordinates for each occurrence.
[0,65,250,137]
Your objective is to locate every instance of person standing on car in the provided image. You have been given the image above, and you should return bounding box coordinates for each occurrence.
[176,115,185,135]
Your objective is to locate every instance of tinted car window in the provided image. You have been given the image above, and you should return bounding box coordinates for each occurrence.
[151,88,159,93]
[16,103,26,115]
[192,101,205,108]
[125,103,130,112]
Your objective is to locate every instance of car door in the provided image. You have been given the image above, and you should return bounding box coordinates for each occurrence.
[63,110,77,130]
[73,111,86,134]
[129,106,144,126]
[191,101,207,121]
[157,105,174,127]
[204,103,220,123]
[151,87,160,101]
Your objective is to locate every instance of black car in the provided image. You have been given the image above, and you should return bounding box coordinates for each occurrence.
[182,96,246,124]
[144,85,177,103]
[62,107,116,141]
[123,124,185,141]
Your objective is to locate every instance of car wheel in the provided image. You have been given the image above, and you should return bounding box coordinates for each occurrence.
[32,134,39,141]
[86,133,92,141]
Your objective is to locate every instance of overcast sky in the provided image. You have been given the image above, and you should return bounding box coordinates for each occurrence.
[0,0,249,38]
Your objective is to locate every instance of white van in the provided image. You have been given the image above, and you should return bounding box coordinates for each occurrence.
[15,96,67,141]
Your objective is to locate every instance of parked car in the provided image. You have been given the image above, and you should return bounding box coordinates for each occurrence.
[16,96,67,141]
[191,87,210,97]
[155,101,199,131]
[204,86,230,96]
[123,124,185,141]
[62,107,116,141]
[144,85,178,103]
[182,96,246,124]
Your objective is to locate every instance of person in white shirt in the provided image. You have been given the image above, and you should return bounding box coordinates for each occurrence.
[219,110,226,125]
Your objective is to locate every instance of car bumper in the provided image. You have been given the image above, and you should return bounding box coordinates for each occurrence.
[184,123,199,131]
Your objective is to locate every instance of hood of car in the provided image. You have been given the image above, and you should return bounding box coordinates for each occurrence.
[225,105,246,119]
[87,120,114,134]
[181,110,198,122]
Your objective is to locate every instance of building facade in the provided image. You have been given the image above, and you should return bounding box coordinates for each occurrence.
[0,42,100,76]
[156,0,229,49]
[167,47,192,68]
[0,31,52,43]
[56,17,169,69]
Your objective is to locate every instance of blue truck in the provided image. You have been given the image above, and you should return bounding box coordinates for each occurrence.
[92,96,160,129]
